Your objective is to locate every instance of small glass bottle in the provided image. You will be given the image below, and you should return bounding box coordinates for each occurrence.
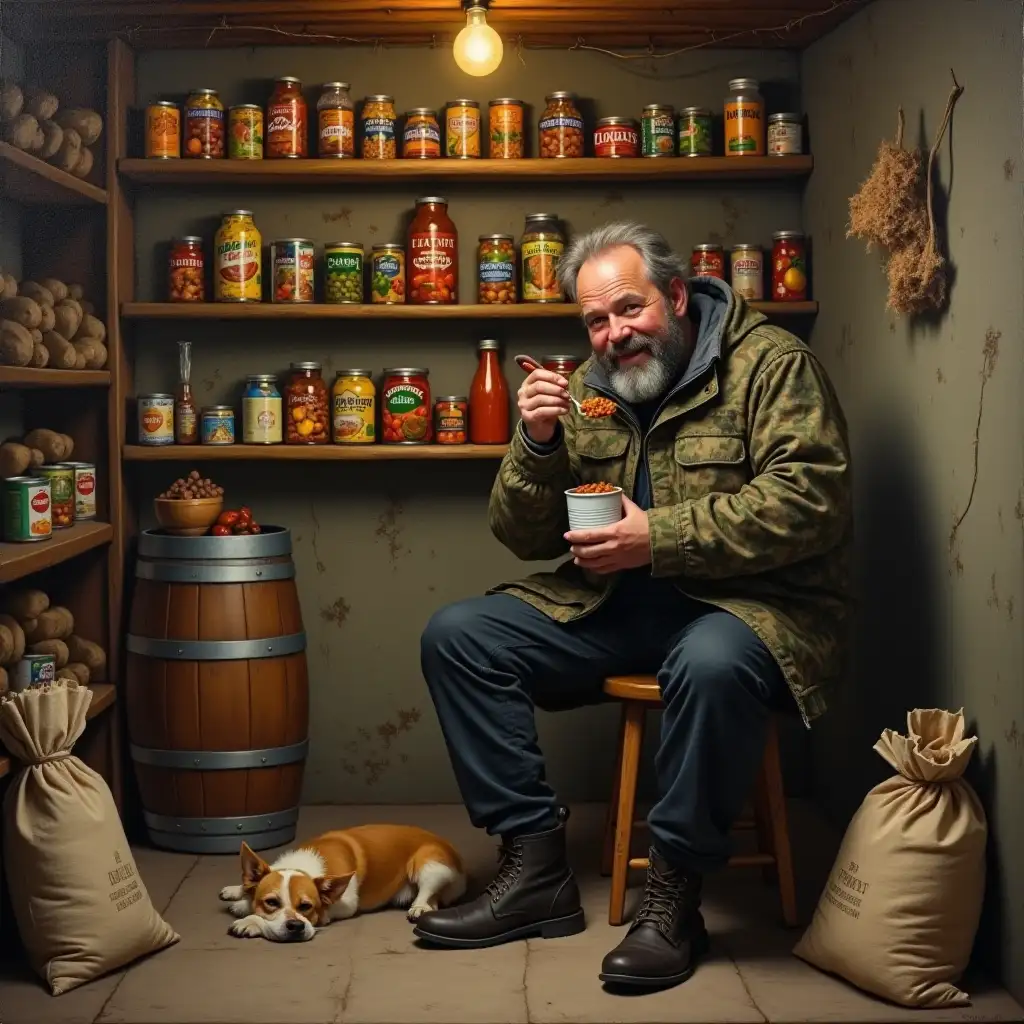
[174,340,198,444]
[469,339,510,444]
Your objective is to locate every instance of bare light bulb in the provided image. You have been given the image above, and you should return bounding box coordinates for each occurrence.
[453,5,503,77]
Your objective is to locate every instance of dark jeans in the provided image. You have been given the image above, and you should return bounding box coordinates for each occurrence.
[419,574,793,875]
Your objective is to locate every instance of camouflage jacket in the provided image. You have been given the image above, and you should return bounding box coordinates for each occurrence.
[487,277,853,725]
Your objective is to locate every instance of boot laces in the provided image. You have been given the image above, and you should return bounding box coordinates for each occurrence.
[486,840,524,902]
[634,857,688,935]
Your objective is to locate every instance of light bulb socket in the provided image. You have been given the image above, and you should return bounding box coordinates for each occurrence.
[461,0,492,10]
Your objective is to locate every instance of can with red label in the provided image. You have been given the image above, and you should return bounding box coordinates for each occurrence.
[594,117,639,158]
[58,462,97,521]
[138,394,175,445]
[690,243,725,279]
[3,476,52,543]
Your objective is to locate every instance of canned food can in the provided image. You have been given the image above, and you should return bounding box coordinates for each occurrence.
[445,100,481,158]
[691,243,725,279]
[11,653,56,692]
[243,375,283,444]
[730,244,764,300]
[57,462,97,521]
[768,113,803,156]
[201,406,236,445]
[594,117,640,158]
[138,394,175,445]
[271,238,315,303]
[36,464,75,529]
[3,476,52,542]
[324,242,364,303]
[679,107,713,157]
[229,104,264,159]
[370,244,405,304]
[146,101,181,159]
[641,104,676,157]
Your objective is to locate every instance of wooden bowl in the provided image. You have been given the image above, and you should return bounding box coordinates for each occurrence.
[154,496,224,537]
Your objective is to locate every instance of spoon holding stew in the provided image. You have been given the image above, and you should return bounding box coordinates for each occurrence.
[514,353,618,419]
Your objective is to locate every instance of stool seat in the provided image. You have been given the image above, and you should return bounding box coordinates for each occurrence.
[600,673,798,928]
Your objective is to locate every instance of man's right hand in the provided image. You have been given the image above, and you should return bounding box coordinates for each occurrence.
[518,368,571,444]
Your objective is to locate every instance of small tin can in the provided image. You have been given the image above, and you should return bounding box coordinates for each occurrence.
[445,100,481,158]
[594,117,640,158]
[324,242,364,304]
[138,394,175,445]
[730,244,764,300]
[768,112,803,156]
[370,243,406,304]
[36,465,75,529]
[146,101,181,159]
[641,104,676,157]
[242,376,283,444]
[332,369,376,444]
[58,462,97,521]
[3,476,51,543]
[403,108,441,159]
[679,107,713,157]
[229,104,264,159]
[691,243,725,279]
[11,653,56,692]
[271,238,316,303]
[434,396,468,444]
[201,406,236,445]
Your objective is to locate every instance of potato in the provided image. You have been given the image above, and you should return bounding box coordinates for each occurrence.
[61,661,90,685]
[4,589,49,620]
[73,338,98,369]
[51,126,81,173]
[0,296,42,329]
[42,330,77,369]
[80,301,95,316]
[0,441,33,478]
[38,303,55,332]
[51,606,74,636]
[3,113,38,150]
[30,327,41,344]
[0,615,26,662]
[0,666,7,695]
[59,433,73,457]
[82,338,107,369]
[30,341,49,367]
[71,147,94,179]
[23,609,67,643]
[23,429,69,462]
[67,283,84,302]
[53,299,82,338]
[39,278,68,303]
[66,635,105,676]
[0,320,33,366]
[0,624,13,663]
[29,639,69,669]
[55,108,102,146]
[36,119,63,159]
[20,282,53,308]
[56,667,78,683]
[0,82,24,121]
[74,314,106,344]
[23,87,58,122]
[29,123,44,151]
[1,273,17,300]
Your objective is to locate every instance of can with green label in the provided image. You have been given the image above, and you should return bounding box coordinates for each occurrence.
[678,107,713,157]
[641,104,676,157]
[3,475,52,542]
[37,463,75,528]
[324,241,364,304]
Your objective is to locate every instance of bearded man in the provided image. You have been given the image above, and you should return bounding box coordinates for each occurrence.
[413,221,853,990]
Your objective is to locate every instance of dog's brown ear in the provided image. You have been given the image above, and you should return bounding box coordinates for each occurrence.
[240,842,270,890]
[315,872,354,906]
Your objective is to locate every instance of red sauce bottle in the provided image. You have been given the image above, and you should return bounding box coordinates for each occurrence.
[267,76,307,158]
[407,196,458,304]
[469,339,510,444]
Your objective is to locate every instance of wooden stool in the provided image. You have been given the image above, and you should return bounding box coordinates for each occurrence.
[600,675,798,928]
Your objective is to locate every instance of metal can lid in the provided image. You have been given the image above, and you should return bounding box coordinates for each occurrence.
[681,106,712,117]
[225,210,253,217]
[152,100,179,108]
[693,243,723,252]
[416,196,447,205]
[276,76,302,84]
[325,241,363,250]
[365,94,395,103]
[335,369,374,378]
[204,405,234,412]
[272,237,315,245]
[596,117,638,127]
[55,461,95,468]
[140,392,174,399]
[478,339,500,351]
[479,233,514,241]
[731,243,762,251]
[406,107,437,117]
[541,354,579,362]
[372,243,404,251]
[728,77,761,93]
[291,361,323,370]
[546,91,577,100]
[772,230,805,240]
[489,97,523,106]
[525,213,559,221]
[382,367,429,376]
[190,88,218,95]
[437,395,468,403]
[446,99,480,107]
[643,104,675,113]
[3,475,47,484]
[231,103,262,111]
[323,82,351,90]
[246,373,278,381]
[769,112,802,123]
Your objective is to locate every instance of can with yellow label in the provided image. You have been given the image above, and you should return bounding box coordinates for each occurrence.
[332,369,376,443]
[214,210,262,302]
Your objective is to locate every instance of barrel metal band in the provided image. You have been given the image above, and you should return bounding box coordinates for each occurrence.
[138,527,293,561]
[130,738,309,770]
[146,824,297,854]
[135,560,295,583]
[144,807,299,836]
[125,632,306,660]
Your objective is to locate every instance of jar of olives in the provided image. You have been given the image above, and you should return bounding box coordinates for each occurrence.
[324,242,364,303]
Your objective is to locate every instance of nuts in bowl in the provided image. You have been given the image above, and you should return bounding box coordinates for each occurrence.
[154,470,224,536]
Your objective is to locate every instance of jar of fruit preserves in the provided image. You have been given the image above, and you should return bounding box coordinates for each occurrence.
[184,88,225,158]
[381,368,432,444]
[772,230,808,301]
[267,76,307,158]
[542,355,581,376]
[690,243,724,279]
[285,361,329,444]
[407,196,457,304]
[168,236,205,301]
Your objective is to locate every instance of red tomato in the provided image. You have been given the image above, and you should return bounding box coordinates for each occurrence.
[237,506,253,525]
[249,523,262,534]
[210,524,231,536]
[217,510,241,526]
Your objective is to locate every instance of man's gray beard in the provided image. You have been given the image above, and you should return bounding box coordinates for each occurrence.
[599,305,690,405]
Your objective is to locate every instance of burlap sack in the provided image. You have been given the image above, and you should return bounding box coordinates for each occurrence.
[0,682,178,995]
[794,708,987,1008]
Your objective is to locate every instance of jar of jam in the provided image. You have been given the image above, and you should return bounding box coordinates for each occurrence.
[478,234,516,304]
[690,243,725,279]
[184,88,225,158]
[542,355,581,376]
[539,92,584,158]
[772,231,808,301]
[361,95,397,159]
[381,368,432,444]
[285,361,329,444]
[521,213,564,303]
[267,76,307,158]
[403,108,441,159]
[168,236,204,301]
[434,396,468,444]
[318,81,354,158]
[407,196,458,304]
[594,117,639,158]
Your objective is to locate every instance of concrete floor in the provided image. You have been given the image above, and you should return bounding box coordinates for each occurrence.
[1,802,1021,1024]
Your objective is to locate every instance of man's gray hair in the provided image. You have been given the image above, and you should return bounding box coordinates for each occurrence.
[556,221,689,303]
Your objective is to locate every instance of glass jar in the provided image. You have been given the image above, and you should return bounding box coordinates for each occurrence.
[403,108,441,159]
[521,213,565,303]
[469,339,510,444]
[184,88,225,158]
[318,81,354,158]
[724,77,764,157]
[445,100,480,158]
[641,104,676,157]
[772,231,808,301]
[542,355,581,376]
[267,76,307,158]
[332,369,376,444]
[243,374,283,444]
[478,234,516,304]
[690,243,724,280]
[489,98,524,158]
[539,92,584,158]
[361,95,397,159]
[768,112,803,156]
[214,211,262,302]
[435,396,468,444]
[407,196,458,304]
[381,368,432,444]
[201,406,236,445]
[285,362,329,444]
[168,236,205,301]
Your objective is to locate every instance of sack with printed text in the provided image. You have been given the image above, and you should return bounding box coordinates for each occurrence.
[793,707,987,1008]
[0,681,178,995]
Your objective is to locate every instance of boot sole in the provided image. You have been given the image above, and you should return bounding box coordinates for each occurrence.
[413,909,586,949]
[599,931,710,989]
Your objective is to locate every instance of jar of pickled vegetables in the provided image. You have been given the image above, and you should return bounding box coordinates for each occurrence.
[539,92,584,158]
[478,234,516,304]
[361,95,397,159]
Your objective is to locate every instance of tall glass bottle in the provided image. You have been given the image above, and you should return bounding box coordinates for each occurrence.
[175,340,198,444]
[469,338,510,444]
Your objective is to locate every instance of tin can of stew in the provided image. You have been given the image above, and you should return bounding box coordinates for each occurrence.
[57,462,97,521]
[36,465,74,529]
[146,101,181,159]
[138,394,175,445]
[201,406,236,445]
[594,118,639,158]
[730,244,764,300]
[3,476,52,543]
[271,238,315,303]
[434,396,468,444]
[228,104,264,159]
[11,653,56,692]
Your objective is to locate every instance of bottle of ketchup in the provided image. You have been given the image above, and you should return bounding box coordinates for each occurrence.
[469,339,510,444]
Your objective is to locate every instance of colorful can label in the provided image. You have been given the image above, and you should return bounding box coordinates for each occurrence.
[138,394,175,445]
[201,407,236,445]
[243,399,282,443]
[730,246,764,300]
[319,107,355,157]
[446,102,480,158]
[382,382,431,443]
[214,214,262,301]
[725,98,764,156]
[229,105,264,159]
[679,112,713,157]
[36,465,74,529]
[768,119,802,156]
[3,476,52,542]
[521,239,564,302]
[325,244,364,304]
[642,108,676,157]
[11,653,56,691]
[371,247,405,303]
[58,462,97,521]
[332,377,376,444]
[146,102,180,159]
[271,238,315,303]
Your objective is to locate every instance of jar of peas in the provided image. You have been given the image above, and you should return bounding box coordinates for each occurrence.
[324,241,364,303]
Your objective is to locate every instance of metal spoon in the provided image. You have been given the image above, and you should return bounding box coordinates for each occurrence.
[514,353,588,415]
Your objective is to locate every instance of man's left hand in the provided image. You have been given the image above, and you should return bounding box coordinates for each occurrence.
[565,494,652,574]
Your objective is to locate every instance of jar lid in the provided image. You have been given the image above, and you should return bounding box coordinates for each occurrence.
[769,112,801,123]
[596,117,638,127]
[525,213,559,221]
[325,240,363,249]
[681,106,712,116]
[437,395,468,402]
[141,393,174,399]
[336,369,374,378]
[366,94,395,102]
[416,196,447,205]
[479,233,514,241]
[489,97,523,105]
[772,230,805,240]
[232,103,262,110]
[204,405,234,412]
[546,91,576,100]
[372,242,403,250]
[323,81,351,89]
[447,98,479,106]
[541,355,579,362]
[190,88,218,95]
[246,374,277,381]
[728,77,760,92]
[478,339,500,351]
[693,243,722,251]
[153,100,178,107]
[407,107,437,117]
[291,361,322,371]
[175,236,203,243]
[731,243,761,251]
[383,367,429,375]
[272,237,314,244]
[643,103,675,112]
[276,76,301,84]
[225,209,253,217]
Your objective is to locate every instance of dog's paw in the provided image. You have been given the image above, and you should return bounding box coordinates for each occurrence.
[220,885,244,902]
[407,903,435,921]
[229,917,265,939]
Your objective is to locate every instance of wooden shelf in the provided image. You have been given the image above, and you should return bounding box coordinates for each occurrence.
[0,366,112,388]
[124,443,509,462]
[0,522,114,584]
[86,683,116,721]
[122,301,817,321]
[0,142,108,206]
[118,155,813,186]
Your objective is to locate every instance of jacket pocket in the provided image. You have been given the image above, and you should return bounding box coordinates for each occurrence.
[574,427,632,491]
[673,433,749,501]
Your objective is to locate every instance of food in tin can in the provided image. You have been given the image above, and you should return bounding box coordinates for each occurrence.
[267,76,307,158]
[445,100,480,158]
[11,653,55,691]
[488,99,524,158]
[332,369,376,443]
[768,113,803,156]
[286,362,329,444]
[730,244,764,300]
[403,108,441,159]
[381,368,432,443]
[184,88,225,158]
[243,375,283,444]
[772,231,808,301]
[271,238,315,303]
[138,394,175,445]
[435,396,468,444]
[690,243,725,279]
[36,465,74,528]
[724,77,764,157]
[229,104,264,159]
[594,117,639,158]
[201,406,236,445]
[478,234,516,304]
[318,82,354,158]
[146,101,180,158]
[215,210,262,301]
[361,95,397,159]
[371,244,405,303]
[58,462,97,520]
[168,236,205,301]
[539,92,584,158]
[325,242,364,303]
[521,214,564,303]
[3,476,52,542]
[641,105,676,157]
[679,107,713,157]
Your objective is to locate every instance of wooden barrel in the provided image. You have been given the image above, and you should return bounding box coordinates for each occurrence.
[126,527,309,854]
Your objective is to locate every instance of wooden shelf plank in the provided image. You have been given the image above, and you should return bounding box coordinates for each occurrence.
[119,155,813,186]
[0,142,108,206]
[121,301,818,320]
[85,683,116,721]
[0,366,112,388]
[124,443,509,462]
[0,522,114,584]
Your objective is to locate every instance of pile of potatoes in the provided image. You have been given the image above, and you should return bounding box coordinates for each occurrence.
[0,588,107,695]
[0,81,102,180]
[0,272,107,369]
[0,428,75,479]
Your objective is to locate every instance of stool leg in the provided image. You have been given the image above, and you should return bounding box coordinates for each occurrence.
[752,760,777,885]
[608,703,645,927]
[761,721,798,928]
[601,705,628,877]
